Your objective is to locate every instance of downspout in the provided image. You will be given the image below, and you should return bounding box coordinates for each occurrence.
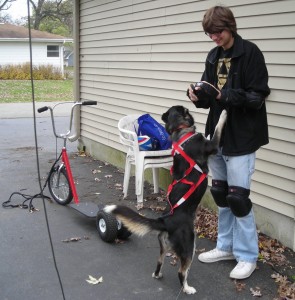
[61,43,64,77]
[68,0,80,142]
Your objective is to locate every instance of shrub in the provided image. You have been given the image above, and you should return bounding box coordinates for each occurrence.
[0,63,64,80]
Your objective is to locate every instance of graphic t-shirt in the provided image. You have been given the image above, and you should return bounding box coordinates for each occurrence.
[217,47,233,90]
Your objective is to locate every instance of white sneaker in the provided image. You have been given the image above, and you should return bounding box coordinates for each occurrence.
[230,261,257,279]
[198,248,235,263]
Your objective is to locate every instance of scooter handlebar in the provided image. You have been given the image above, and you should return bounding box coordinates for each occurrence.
[81,101,97,106]
[37,106,49,113]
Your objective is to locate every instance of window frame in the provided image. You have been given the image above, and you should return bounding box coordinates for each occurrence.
[47,45,60,58]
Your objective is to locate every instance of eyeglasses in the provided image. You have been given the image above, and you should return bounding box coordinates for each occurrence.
[205,31,223,38]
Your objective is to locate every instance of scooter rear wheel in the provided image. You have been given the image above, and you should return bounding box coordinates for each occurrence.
[96,211,118,243]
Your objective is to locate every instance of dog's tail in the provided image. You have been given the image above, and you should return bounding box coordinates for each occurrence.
[104,205,167,237]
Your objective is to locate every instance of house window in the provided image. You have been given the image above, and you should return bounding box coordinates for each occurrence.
[47,45,59,57]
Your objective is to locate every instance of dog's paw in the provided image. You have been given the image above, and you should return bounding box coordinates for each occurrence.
[183,285,196,295]
[152,272,163,279]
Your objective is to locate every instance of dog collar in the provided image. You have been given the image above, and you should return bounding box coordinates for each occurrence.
[170,125,191,134]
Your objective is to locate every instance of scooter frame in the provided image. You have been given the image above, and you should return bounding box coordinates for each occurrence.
[38,101,131,242]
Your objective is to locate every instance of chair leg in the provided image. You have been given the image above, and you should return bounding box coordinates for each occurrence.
[152,168,159,193]
[135,155,145,207]
[123,155,132,198]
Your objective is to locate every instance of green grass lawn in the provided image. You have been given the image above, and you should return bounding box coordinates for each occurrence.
[0,80,74,103]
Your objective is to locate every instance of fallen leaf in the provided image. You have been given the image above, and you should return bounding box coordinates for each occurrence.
[195,248,206,253]
[86,275,103,285]
[234,280,246,292]
[156,196,165,202]
[62,237,81,243]
[250,287,262,297]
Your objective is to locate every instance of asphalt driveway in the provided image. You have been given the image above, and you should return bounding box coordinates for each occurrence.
[0,102,282,300]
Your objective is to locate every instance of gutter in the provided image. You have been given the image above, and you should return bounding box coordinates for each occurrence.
[0,38,73,43]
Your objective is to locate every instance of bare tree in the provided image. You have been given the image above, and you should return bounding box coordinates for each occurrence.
[29,0,72,30]
[0,0,16,23]
[0,0,73,35]
[0,0,16,11]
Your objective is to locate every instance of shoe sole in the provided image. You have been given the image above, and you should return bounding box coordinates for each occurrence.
[198,255,235,263]
[229,267,256,279]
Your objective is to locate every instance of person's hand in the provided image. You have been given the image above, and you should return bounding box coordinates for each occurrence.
[187,84,200,102]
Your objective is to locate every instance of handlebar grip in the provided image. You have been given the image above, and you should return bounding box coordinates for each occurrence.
[81,101,97,106]
[37,106,49,113]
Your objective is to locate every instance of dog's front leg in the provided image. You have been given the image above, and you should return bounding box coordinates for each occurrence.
[152,232,169,279]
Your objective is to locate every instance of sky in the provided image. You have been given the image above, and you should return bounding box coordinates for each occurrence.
[6,0,31,19]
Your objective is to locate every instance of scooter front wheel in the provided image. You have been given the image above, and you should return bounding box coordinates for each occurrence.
[48,167,73,205]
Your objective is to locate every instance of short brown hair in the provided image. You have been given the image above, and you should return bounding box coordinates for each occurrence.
[202,6,237,36]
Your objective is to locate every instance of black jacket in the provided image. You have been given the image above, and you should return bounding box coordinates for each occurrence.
[194,34,270,156]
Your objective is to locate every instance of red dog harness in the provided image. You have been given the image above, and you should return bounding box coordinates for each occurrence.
[167,132,207,215]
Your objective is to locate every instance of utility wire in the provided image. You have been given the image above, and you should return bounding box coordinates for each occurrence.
[26,1,66,299]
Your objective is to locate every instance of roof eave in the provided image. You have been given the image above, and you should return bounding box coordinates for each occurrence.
[0,38,73,43]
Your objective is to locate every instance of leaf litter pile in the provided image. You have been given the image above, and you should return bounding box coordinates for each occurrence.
[196,207,294,299]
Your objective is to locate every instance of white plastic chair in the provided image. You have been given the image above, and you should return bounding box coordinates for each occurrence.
[118,114,173,207]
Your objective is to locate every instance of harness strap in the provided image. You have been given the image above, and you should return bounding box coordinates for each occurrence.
[168,173,207,213]
[166,132,207,215]
[171,132,194,156]
[170,132,196,176]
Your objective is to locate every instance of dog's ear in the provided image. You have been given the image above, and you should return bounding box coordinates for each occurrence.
[161,111,169,123]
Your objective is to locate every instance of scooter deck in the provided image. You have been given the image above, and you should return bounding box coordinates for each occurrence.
[68,202,104,218]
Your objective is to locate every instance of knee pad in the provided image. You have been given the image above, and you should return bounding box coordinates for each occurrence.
[226,186,252,217]
[210,180,228,207]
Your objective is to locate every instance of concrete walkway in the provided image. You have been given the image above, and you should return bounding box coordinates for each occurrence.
[0,101,75,118]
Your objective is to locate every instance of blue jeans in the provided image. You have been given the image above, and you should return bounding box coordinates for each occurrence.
[208,148,258,263]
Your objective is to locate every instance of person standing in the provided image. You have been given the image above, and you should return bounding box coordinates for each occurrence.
[187,5,270,279]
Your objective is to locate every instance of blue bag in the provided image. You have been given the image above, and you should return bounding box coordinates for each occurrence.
[137,114,172,150]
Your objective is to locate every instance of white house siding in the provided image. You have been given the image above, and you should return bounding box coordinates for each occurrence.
[0,41,63,69]
[77,0,295,250]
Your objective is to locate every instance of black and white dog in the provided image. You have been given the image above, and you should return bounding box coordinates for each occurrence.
[105,106,227,294]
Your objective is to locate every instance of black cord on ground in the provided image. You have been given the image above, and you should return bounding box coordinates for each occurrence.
[2,152,62,210]
[2,192,51,211]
